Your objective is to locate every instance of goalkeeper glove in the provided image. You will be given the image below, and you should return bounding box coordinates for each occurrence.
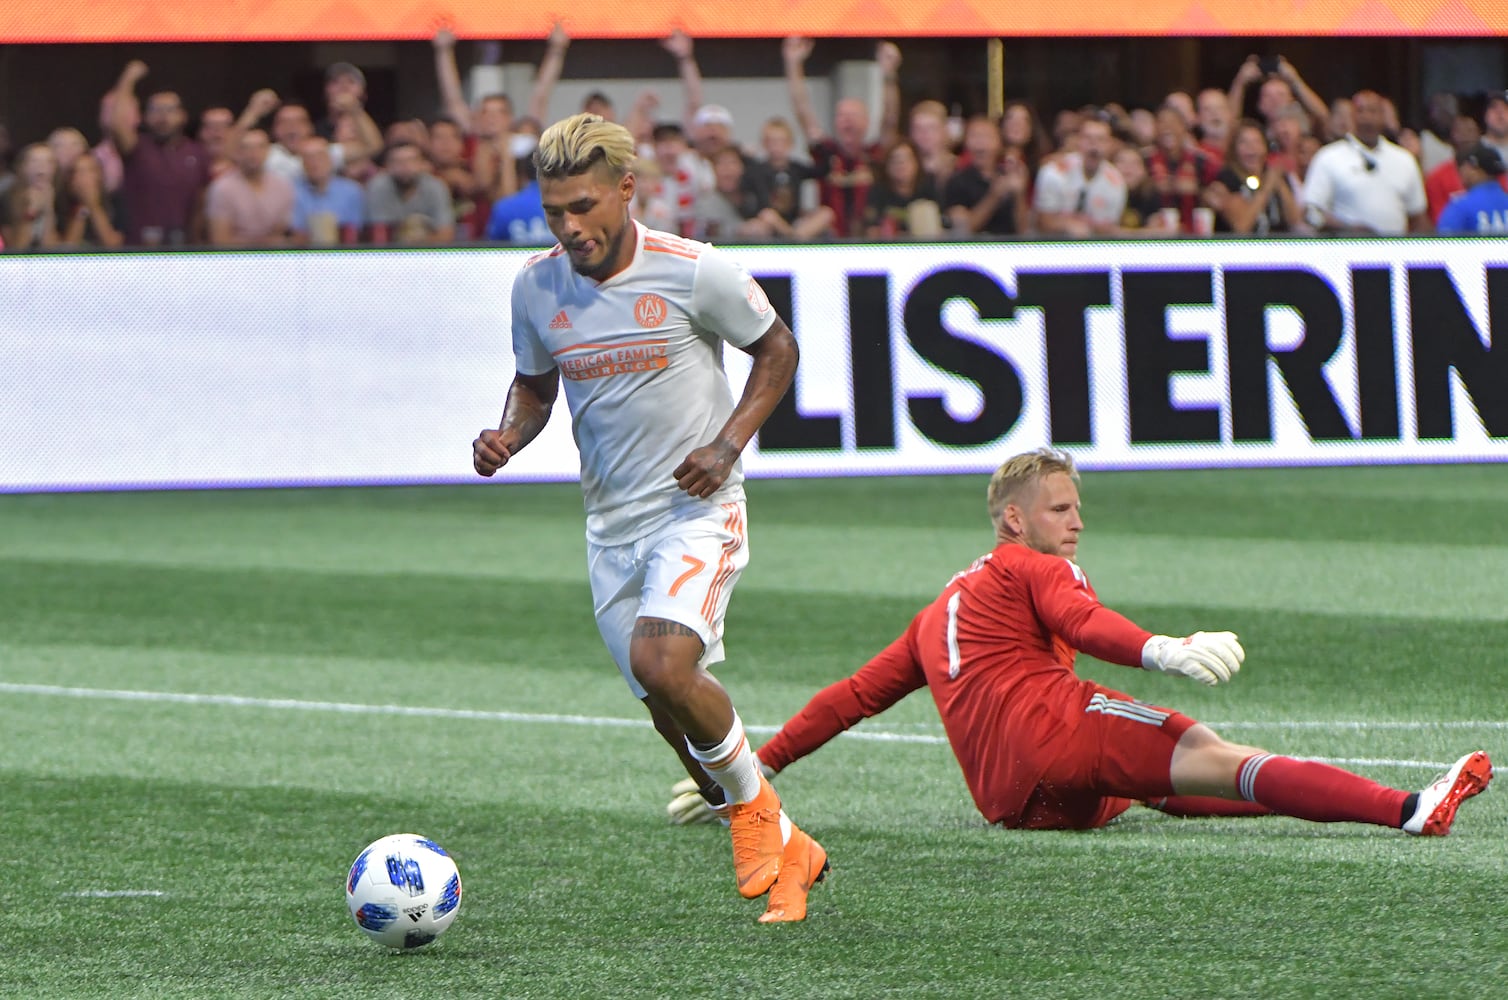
[666,755,775,826]
[1141,631,1244,685]
[667,777,725,826]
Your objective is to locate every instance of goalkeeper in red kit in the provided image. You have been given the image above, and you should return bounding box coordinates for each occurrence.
[669,448,1491,834]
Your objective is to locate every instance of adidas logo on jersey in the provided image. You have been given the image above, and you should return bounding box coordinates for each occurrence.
[549,310,572,330]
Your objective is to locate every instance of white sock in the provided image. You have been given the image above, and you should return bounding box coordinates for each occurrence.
[686,712,763,805]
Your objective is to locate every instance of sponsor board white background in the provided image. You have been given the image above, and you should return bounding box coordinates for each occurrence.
[0,239,1503,492]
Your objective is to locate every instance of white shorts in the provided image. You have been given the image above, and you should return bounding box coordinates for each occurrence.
[587,500,750,698]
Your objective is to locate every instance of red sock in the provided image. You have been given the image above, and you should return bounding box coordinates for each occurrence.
[1237,753,1408,827]
[1146,795,1274,818]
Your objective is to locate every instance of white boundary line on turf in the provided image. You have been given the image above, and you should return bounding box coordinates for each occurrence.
[0,682,1496,771]
[1209,720,1508,730]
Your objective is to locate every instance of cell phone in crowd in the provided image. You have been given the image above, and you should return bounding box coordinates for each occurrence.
[1259,55,1280,75]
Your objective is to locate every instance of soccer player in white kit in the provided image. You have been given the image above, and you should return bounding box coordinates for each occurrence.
[472,113,827,923]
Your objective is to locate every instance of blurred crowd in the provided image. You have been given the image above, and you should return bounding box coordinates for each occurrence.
[4,30,1508,251]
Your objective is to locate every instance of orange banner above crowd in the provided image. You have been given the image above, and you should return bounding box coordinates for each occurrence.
[2,0,1505,41]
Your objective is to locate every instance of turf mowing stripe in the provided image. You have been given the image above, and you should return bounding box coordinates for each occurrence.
[0,682,1488,772]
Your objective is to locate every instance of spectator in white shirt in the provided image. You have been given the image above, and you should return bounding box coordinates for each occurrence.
[1418,92,1460,177]
[265,104,337,182]
[1034,115,1127,237]
[1302,90,1428,235]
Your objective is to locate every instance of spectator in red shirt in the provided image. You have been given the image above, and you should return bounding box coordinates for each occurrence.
[464,92,521,218]
[1195,88,1233,160]
[104,60,210,245]
[1424,114,1484,223]
[1266,102,1312,177]
[782,35,899,238]
[671,448,1492,837]
[1147,104,1220,231]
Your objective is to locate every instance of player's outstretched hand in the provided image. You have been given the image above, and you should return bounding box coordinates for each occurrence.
[673,439,738,498]
[472,428,515,477]
[1142,631,1244,685]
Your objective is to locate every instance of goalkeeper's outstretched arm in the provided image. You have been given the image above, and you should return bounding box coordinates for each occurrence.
[1030,557,1244,685]
[758,628,926,772]
[1140,632,1245,685]
[668,624,927,824]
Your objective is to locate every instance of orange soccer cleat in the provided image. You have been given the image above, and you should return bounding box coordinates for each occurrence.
[729,774,784,898]
[1403,750,1493,836]
[758,827,830,924]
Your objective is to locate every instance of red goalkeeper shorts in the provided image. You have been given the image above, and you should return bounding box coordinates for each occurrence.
[1014,687,1198,830]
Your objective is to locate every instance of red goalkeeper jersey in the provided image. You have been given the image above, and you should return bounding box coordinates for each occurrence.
[759,542,1154,826]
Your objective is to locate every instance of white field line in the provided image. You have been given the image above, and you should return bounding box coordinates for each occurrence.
[61,890,166,898]
[2,682,1500,771]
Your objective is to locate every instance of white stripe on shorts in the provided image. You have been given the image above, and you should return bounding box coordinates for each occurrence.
[1085,693,1170,727]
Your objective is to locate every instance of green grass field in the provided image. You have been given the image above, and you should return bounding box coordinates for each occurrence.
[1,466,1505,998]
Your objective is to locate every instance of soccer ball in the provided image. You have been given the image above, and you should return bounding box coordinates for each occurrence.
[345,833,462,950]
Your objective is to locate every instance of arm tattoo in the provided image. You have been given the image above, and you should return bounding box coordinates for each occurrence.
[633,619,701,639]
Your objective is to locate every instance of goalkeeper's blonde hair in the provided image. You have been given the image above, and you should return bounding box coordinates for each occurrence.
[987,448,1079,530]
[534,113,638,180]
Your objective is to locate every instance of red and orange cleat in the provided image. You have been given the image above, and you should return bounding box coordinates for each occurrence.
[1403,750,1492,836]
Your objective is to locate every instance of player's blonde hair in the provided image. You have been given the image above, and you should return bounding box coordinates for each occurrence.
[987,448,1079,530]
[534,113,638,180]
